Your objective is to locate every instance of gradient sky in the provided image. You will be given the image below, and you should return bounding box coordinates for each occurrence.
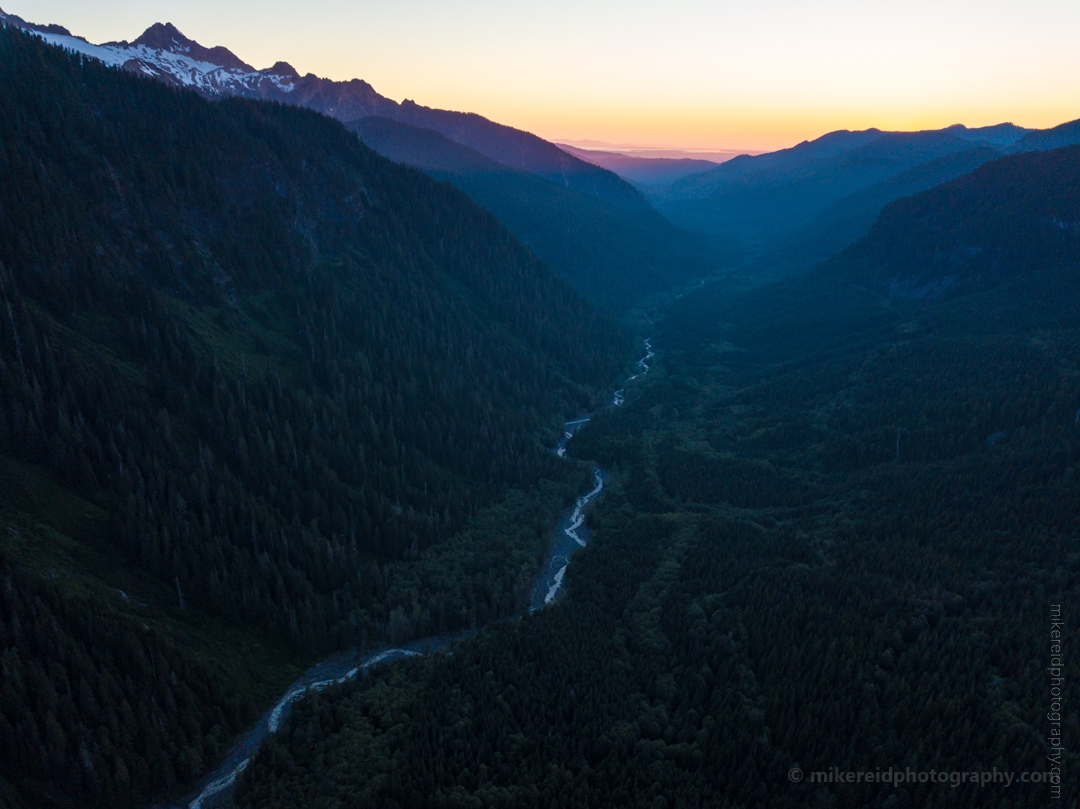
[9,0,1080,151]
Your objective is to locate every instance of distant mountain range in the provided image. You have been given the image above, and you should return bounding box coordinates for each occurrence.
[648,118,1080,281]
[669,142,1080,369]
[0,11,638,205]
[3,5,1077,296]
[348,117,739,309]
[555,144,720,186]
[754,145,1002,280]
[843,144,1080,299]
[0,7,742,309]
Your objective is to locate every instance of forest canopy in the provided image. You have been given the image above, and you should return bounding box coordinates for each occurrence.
[0,26,631,809]
[234,146,1080,809]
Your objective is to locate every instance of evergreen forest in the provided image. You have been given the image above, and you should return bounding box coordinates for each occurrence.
[0,17,1077,809]
[0,27,630,808]
[348,116,740,312]
[232,148,1080,808]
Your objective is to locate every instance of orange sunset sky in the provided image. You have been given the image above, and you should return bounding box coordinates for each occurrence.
[10,0,1080,152]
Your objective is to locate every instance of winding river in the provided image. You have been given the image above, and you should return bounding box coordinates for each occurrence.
[530,337,653,609]
[168,339,654,809]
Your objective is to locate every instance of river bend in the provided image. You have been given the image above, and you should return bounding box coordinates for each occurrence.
[169,339,654,809]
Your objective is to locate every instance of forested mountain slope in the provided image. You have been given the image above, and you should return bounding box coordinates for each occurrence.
[348,116,506,174]
[233,147,1080,808]
[662,128,887,200]
[0,11,648,210]
[743,145,1002,281]
[811,143,1080,310]
[651,120,1080,285]
[664,145,1080,367]
[0,11,728,311]
[0,27,630,809]
[1010,117,1080,153]
[351,117,740,310]
[944,121,1030,146]
[384,101,648,211]
[657,130,1001,242]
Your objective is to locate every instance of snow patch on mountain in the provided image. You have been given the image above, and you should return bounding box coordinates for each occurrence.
[0,9,298,96]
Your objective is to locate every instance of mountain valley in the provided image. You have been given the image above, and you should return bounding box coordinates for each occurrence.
[0,9,736,312]
[0,7,1077,809]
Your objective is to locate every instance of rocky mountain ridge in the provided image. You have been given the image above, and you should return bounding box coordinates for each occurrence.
[0,8,645,210]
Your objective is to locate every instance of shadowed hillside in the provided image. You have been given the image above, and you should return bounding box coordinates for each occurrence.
[350,116,743,311]
[647,120,1080,285]
[0,27,631,809]
[233,146,1080,809]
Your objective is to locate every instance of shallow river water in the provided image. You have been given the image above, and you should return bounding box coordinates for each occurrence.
[166,339,653,809]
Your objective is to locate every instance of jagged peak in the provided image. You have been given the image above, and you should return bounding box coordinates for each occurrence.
[265,61,299,78]
[130,22,255,72]
[133,22,193,50]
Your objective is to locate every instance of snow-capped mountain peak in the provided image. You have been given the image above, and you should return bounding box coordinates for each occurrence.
[0,7,402,120]
[0,6,616,192]
[125,22,257,73]
[0,10,300,95]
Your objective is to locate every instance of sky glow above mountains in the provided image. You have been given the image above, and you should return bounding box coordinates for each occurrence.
[11,0,1080,152]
